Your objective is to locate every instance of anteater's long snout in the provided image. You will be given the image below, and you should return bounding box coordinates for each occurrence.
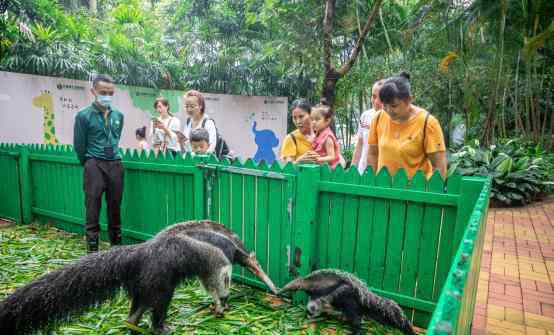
[278,277,305,295]
[245,257,278,294]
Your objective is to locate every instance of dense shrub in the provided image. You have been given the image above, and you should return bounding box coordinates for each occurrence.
[448,139,553,206]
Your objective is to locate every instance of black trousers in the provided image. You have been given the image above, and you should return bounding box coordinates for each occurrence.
[83,158,124,244]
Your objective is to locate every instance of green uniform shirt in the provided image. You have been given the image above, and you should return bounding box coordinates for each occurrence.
[73,103,124,165]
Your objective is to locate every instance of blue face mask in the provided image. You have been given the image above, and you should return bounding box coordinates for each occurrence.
[97,95,112,108]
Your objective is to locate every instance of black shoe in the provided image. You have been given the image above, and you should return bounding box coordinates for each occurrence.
[109,233,121,246]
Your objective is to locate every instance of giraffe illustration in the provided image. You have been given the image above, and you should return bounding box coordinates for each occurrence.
[32,91,59,145]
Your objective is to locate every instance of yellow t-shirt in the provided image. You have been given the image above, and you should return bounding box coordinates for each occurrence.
[280,129,313,161]
[368,109,445,178]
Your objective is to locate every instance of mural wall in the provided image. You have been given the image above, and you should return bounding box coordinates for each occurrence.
[0,71,288,163]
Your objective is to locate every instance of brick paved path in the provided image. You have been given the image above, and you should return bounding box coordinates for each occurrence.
[472,198,554,335]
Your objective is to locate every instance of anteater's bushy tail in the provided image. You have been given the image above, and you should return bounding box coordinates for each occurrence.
[362,292,416,335]
[0,246,135,334]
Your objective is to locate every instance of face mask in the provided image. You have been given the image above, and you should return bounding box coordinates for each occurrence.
[96,95,112,108]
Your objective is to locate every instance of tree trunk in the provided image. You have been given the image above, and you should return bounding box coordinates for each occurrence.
[548,102,554,150]
[500,77,507,138]
[69,0,79,11]
[321,0,383,109]
[482,0,507,145]
[321,70,340,107]
[524,66,531,135]
[89,0,97,14]
[514,52,524,133]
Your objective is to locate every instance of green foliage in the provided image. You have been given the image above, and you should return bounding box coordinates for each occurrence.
[448,139,553,206]
[342,146,354,168]
[1,0,552,149]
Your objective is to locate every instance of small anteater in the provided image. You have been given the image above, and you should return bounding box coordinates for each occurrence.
[280,269,416,335]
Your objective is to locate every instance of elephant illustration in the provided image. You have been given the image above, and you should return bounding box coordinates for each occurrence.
[252,121,279,164]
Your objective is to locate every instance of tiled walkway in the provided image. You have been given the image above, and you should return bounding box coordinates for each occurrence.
[472,197,554,335]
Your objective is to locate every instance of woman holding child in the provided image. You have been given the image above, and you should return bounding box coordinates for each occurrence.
[280,98,343,168]
[280,99,317,163]
[368,72,447,178]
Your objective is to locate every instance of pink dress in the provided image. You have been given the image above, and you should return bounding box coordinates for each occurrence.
[313,127,341,169]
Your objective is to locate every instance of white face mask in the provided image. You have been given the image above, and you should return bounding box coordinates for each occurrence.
[96,95,112,108]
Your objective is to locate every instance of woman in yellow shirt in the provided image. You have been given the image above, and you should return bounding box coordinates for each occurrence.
[280,99,319,163]
[368,72,447,179]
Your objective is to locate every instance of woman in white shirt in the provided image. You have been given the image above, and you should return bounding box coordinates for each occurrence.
[180,90,217,154]
[351,79,384,174]
[150,97,181,157]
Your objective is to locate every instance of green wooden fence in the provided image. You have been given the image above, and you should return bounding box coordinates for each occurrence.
[0,143,491,333]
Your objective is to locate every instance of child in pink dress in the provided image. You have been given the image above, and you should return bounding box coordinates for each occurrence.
[311,103,343,169]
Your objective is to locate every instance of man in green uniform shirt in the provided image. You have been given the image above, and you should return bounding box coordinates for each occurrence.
[73,74,124,253]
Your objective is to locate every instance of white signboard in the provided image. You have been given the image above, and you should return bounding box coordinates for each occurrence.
[0,71,288,163]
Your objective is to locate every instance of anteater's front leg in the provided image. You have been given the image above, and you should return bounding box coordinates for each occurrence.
[337,299,363,335]
[150,288,175,334]
[127,297,146,326]
[200,266,231,317]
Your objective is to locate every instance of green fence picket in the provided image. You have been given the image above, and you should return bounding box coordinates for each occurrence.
[352,167,376,283]
[413,171,445,326]
[368,168,391,289]
[267,173,284,286]
[433,174,462,300]
[327,165,346,270]
[281,162,296,287]
[339,167,360,273]
[383,168,408,294]
[315,165,333,269]
[218,161,231,227]
[254,162,270,282]
[398,170,427,322]
[230,160,245,279]
[242,159,257,281]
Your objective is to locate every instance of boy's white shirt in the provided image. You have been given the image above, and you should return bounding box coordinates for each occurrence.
[356,108,378,174]
[183,114,217,153]
[150,116,182,152]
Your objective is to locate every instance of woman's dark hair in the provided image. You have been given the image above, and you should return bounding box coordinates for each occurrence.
[291,98,312,113]
[135,126,147,139]
[379,71,411,104]
[312,103,334,120]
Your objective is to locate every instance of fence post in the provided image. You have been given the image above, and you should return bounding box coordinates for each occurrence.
[453,176,486,258]
[18,145,33,224]
[193,154,208,220]
[292,163,320,303]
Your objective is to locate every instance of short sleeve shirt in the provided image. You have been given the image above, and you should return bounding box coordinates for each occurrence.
[368,109,445,178]
[280,129,313,161]
[356,109,378,173]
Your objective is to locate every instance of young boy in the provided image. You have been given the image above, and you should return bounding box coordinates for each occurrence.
[190,128,210,155]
